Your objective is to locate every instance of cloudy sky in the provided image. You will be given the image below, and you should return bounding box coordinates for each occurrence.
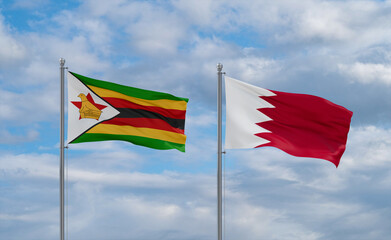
[1,0,391,239]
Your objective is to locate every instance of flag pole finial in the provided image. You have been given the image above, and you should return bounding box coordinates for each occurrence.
[217,63,223,72]
[60,58,65,66]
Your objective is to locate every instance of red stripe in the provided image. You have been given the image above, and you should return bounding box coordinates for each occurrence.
[103,97,186,119]
[101,118,185,134]
[256,90,352,167]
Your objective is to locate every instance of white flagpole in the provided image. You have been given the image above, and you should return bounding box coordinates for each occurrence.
[217,63,223,240]
[59,58,66,240]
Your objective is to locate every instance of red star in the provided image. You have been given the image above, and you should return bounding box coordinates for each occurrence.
[71,93,107,120]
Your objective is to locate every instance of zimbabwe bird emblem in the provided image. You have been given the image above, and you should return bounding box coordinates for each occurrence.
[71,93,107,120]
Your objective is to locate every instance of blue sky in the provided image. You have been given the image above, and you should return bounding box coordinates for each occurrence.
[1,0,391,239]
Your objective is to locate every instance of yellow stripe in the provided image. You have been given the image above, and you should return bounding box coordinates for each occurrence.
[88,85,187,111]
[87,124,187,144]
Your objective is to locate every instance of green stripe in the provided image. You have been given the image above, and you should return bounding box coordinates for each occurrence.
[70,133,186,152]
[70,72,189,102]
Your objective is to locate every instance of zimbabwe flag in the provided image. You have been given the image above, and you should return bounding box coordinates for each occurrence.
[67,72,188,152]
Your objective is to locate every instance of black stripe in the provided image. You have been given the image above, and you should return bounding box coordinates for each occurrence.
[115,108,185,130]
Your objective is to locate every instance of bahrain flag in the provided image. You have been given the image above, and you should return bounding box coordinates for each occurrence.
[225,76,353,167]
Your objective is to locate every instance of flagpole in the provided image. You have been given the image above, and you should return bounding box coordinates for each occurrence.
[217,63,223,240]
[59,58,66,240]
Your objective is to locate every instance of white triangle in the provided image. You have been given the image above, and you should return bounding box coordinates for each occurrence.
[225,76,276,149]
[67,72,120,144]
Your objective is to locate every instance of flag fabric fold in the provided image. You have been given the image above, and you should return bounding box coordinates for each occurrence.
[67,72,188,152]
[225,76,353,167]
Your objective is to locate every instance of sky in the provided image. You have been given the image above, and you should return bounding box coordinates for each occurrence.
[1,0,391,239]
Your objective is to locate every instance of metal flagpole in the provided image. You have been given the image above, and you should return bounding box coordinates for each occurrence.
[217,63,223,240]
[59,58,66,240]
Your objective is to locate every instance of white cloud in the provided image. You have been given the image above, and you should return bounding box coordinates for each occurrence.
[52,10,114,56]
[223,55,281,84]
[181,0,390,50]
[25,34,110,78]
[0,150,204,189]
[226,202,324,240]
[68,170,187,188]
[0,87,58,125]
[0,209,58,239]
[0,153,58,179]
[292,2,354,42]
[172,0,237,30]
[74,0,189,56]
[125,7,187,55]
[63,183,216,240]
[0,209,56,223]
[187,111,216,127]
[0,15,25,65]
[0,129,39,144]
[343,126,391,169]
[10,0,50,9]
[128,18,186,56]
[339,62,391,85]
